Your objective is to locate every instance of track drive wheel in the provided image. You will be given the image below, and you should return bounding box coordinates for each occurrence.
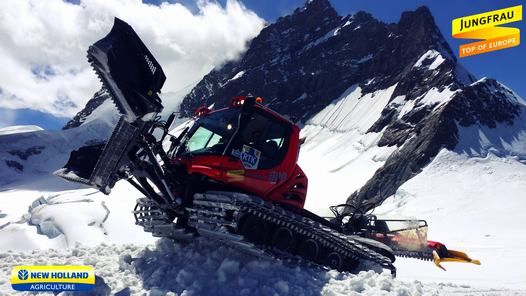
[271,227,296,252]
[327,252,344,270]
[298,238,320,261]
[240,215,269,245]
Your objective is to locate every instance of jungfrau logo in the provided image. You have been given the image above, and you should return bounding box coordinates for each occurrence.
[452,5,522,57]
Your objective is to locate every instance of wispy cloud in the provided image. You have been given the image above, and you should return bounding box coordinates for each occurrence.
[0,0,264,117]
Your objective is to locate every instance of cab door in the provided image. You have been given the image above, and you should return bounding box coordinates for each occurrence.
[221,110,293,198]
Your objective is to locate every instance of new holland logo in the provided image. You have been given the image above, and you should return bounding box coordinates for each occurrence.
[11,266,95,292]
[452,5,522,57]
[18,269,29,280]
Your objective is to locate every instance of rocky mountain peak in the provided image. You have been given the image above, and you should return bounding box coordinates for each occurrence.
[399,6,435,29]
[63,89,110,130]
[179,3,468,121]
[272,0,339,37]
[396,6,455,63]
[303,0,334,12]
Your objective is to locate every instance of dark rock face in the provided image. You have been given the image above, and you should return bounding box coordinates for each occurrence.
[450,78,521,128]
[179,1,471,124]
[5,160,23,172]
[8,146,45,160]
[63,89,110,130]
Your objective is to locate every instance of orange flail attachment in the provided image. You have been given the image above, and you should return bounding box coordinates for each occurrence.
[428,241,481,271]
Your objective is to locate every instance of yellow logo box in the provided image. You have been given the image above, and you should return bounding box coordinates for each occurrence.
[11,266,95,292]
[452,5,522,57]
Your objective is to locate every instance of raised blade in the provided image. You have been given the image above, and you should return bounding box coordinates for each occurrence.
[56,18,169,193]
[54,116,138,194]
[88,17,166,121]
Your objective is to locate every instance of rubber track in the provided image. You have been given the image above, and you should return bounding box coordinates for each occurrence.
[134,198,193,242]
[188,192,396,276]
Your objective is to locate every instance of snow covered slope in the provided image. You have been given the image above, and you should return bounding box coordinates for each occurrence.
[373,107,526,289]
[0,99,119,185]
[299,77,525,212]
[299,85,399,213]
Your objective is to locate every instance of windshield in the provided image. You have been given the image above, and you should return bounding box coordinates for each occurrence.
[180,108,239,155]
[179,107,291,170]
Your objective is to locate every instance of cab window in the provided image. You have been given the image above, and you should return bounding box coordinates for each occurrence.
[186,126,223,152]
[180,108,238,155]
[230,111,290,170]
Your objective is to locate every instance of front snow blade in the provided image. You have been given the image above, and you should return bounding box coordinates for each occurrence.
[88,17,166,121]
[56,17,169,193]
[55,116,138,193]
[54,144,105,184]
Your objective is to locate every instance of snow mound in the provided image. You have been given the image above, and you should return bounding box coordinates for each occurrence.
[1,238,518,295]
[0,179,155,252]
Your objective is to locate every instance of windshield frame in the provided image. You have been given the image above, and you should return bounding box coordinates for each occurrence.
[177,106,292,170]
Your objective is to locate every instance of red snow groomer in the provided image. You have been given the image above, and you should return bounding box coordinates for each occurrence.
[55,18,479,276]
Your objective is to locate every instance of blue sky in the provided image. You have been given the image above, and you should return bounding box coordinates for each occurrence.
[2,0,524,130]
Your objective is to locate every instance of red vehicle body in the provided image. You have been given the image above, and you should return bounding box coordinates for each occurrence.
[171,97,308,209]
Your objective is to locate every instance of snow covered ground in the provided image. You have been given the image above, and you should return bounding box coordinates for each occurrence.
[1,144,525,294]
[1,238,523,296]
[376,150,526,290]
[0,176,155,251]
